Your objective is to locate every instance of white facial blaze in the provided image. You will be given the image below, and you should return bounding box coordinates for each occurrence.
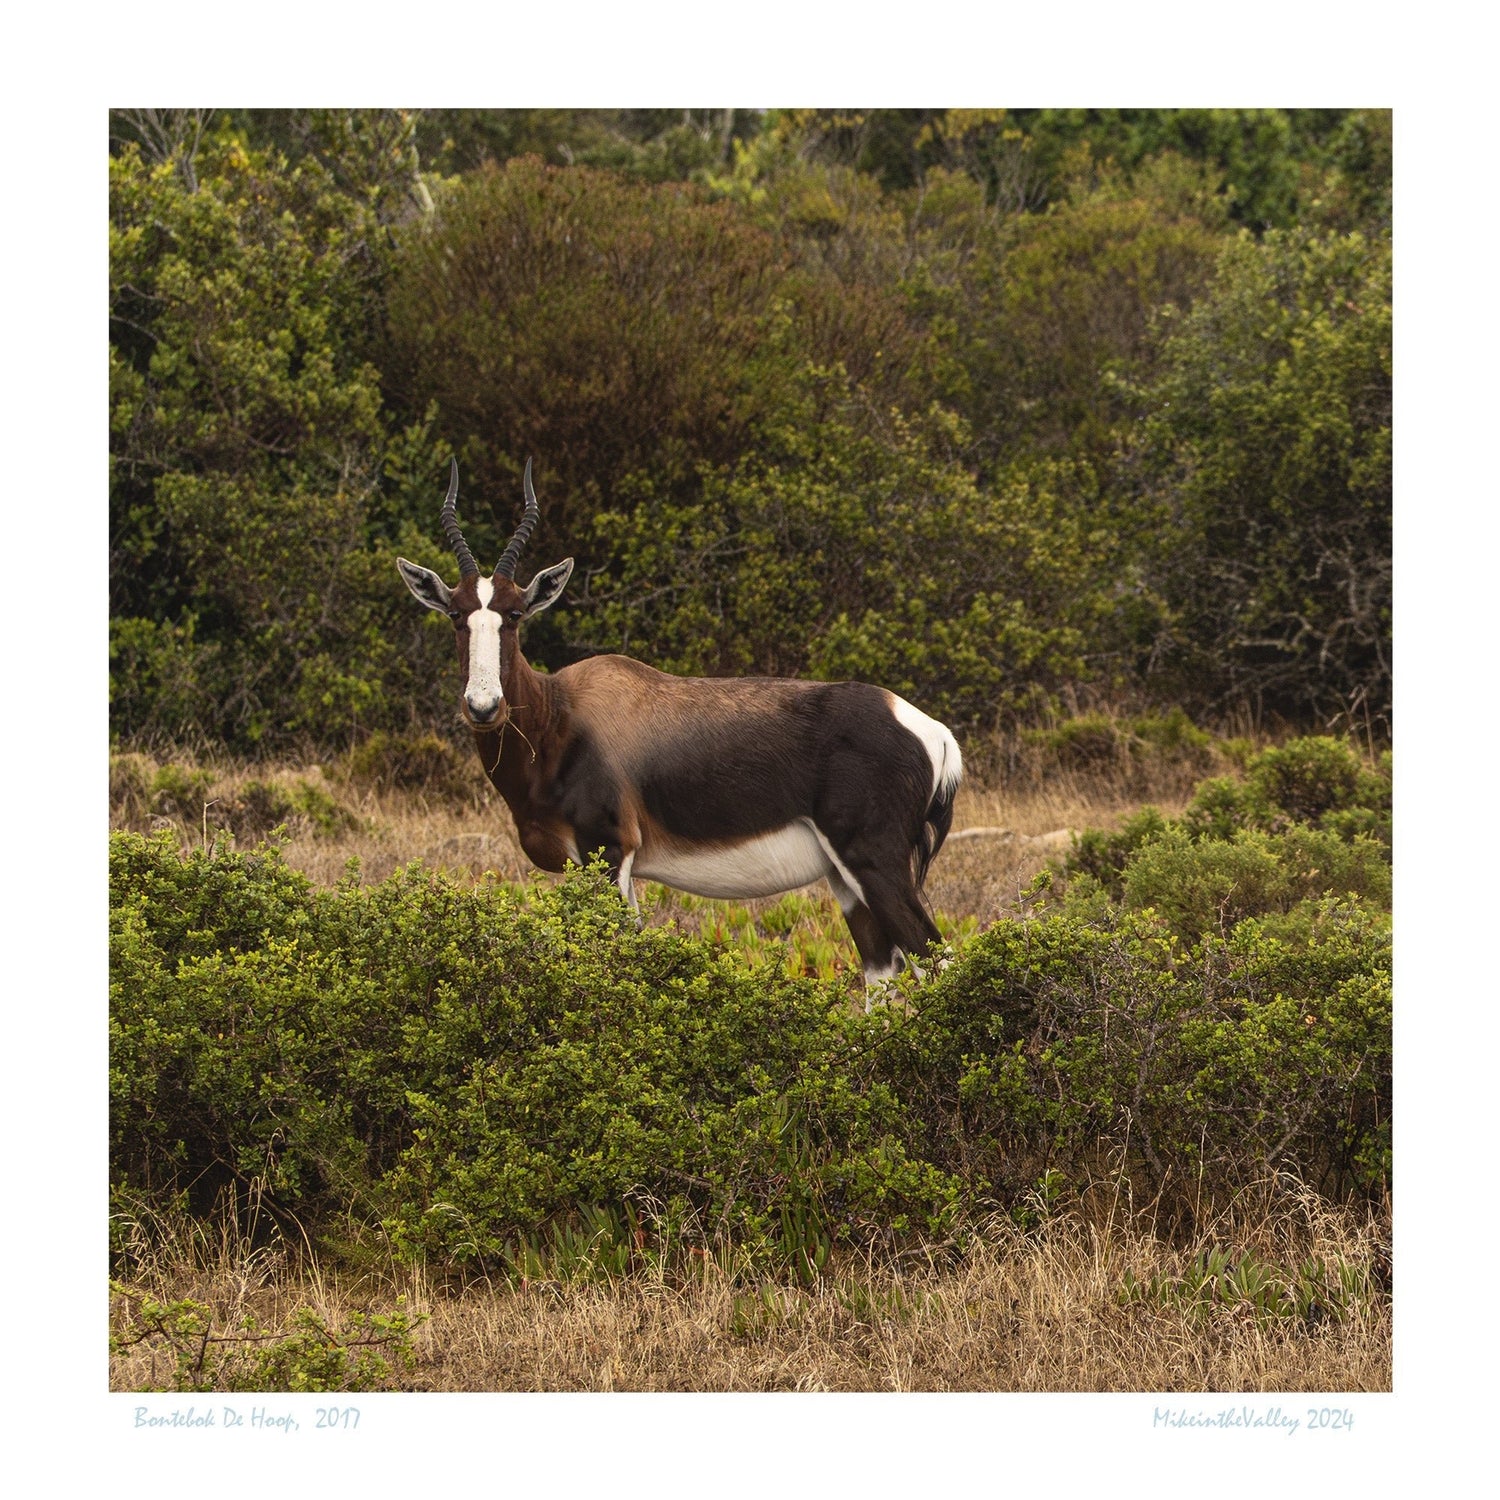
[465,577,504,708]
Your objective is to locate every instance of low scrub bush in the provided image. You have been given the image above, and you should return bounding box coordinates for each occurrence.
[110,1284,420,1393]
[1120,825,1390,938]
[335,730,477,800]
[1181,737,1391,847]
[1064,735,1391,930]
[110,833,961,1268]
[109,755,363,843]
[892,897,1390,1205]
[1024,707,1217,783]
[111,819,1390,1273]
[219,776,362,841]
[149,763,217,826]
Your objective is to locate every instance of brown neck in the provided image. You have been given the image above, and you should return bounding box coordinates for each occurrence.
[473,638,565,808]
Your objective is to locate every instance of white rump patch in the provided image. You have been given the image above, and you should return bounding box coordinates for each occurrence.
[635,819,835,900]
[466,577,504,705]
[888,694,962,801]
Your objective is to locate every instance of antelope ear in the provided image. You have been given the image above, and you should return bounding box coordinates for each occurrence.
[397,557,453,613]
[522,557,574,616]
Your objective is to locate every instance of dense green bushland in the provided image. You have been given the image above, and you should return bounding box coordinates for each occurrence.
[1064,735,1392,936]
[109,108,1391,752]
[111,740,1390,1274]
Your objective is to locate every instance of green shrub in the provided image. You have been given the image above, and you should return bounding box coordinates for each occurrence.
[1027,713,1123,771]
[1027,707,1213,774]
[337,731,474,799]
[1120,825,1390,938]
[888,897,1389,1202]
[1132,707,1215,758]
[1020,709,1218,797]
[1129,228,1391,722]
[1247,737,1366,823]
[1066,736,1391,923]
[110,833,962,1268]
[148,763,216,827]
[111,1286,420,1393]
[1180,737,1390,847]
[285,778,361,836]
[111,826,1390,1268]
[219,776,360,841]
[1064,806,1171,898]
[223,780,297,839]
[1177,775,1273,843]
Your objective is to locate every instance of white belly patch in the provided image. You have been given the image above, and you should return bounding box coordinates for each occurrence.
[634,819,834,900]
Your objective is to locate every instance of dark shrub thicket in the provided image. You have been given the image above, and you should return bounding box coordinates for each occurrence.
[112,745,1390,1273]
[1125,230,1392,725]
[573,370,1124,728]
[108,111,1392,753]
[382,157,928,560]
[108,135,459,748]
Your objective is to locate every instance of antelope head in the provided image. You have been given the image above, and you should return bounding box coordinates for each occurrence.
[396,458,574,730]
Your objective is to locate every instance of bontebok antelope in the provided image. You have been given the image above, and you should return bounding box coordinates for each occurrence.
[397,460,962,985]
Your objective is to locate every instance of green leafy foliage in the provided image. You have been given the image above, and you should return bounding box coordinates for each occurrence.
[572,370,1120,728]
[1118,826,1389,938]
[110,1284,421,1392]
[111,784,1390,1272]
[1023,708,1216,788]
[952,183,1225,463]
[383,157,923,555]
[108,108,1391,755]
[334,730,476,799]
[110,834,962,1267]
[109,133,453,747]
[1061,736,1390,940]
[894,896,1389,1203]
[1127,229,1392,724]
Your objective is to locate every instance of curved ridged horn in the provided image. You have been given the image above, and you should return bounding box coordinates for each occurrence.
[439,458,479,580]
[495,457,541,579]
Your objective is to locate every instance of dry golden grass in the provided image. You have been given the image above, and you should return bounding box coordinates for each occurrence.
[109,1188,1389,1393]
[109,739,1211,932]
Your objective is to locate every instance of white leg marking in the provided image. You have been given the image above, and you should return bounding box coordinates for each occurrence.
[824,866,862,917]
[810,824,868,908]
[862,950,905,1011]
[863,956,900,985]
[617,849,638,911]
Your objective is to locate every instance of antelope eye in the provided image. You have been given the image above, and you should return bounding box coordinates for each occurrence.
[507,609,525,622]
[448,609,464,623]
